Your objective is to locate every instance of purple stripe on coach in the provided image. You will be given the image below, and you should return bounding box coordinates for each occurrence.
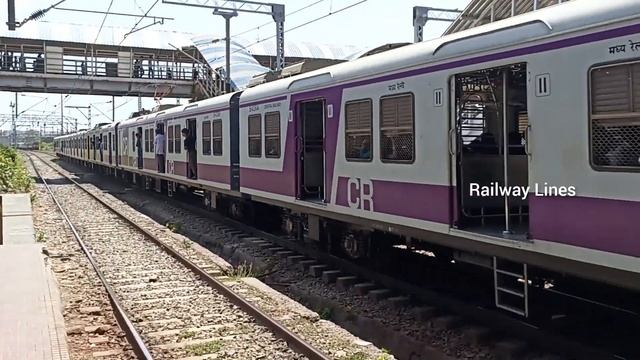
[241,167,295,196]
[529,196,640,257]
[335,177,451,224]
[198,163,230,184]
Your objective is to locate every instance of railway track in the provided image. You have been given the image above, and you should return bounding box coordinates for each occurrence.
[36,151,637,360]
[27,152,329,360]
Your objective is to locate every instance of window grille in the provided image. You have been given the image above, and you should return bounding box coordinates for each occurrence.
[202,121,212,155]
[590,63,640,169]
[168,125,174,153]
[212,119,223,156]
[265,112,280,158]
[380,93,415,162]
[174,125,181,154]
[248,114,262,157]
[345,99,372,161]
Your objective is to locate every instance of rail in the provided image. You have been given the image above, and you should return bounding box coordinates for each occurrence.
[27,151,330,360]
[25,152,153,360]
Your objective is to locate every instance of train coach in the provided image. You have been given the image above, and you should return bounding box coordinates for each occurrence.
[55,0,640,317]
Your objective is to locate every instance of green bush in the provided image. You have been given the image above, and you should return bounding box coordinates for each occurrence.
[0,146,33,193]
[39,142,53,152]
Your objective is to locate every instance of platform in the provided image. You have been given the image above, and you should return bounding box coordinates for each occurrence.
[1,193,35,245]
[0,194,69,360]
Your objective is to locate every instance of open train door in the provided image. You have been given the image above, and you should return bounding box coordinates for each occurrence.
[295,99,326,202]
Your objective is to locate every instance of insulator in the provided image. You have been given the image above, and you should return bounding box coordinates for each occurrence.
[27,9,47,21]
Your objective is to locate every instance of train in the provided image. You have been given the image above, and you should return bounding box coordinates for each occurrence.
[55,0,640,317]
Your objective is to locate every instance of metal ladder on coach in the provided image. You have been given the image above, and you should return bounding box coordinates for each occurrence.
[493,257,529,317]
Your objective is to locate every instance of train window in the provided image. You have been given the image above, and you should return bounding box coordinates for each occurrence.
[168,125,174,153]
[265,112,280,158]
[202,120,212,155]
[174,125,181,154]
[590,62,640,170]
[149,128,154,153]
[144,129,150,152]
[212,119,223,156]
[345,99,373,161]
[380,93,415,163]
[248,114,262,158]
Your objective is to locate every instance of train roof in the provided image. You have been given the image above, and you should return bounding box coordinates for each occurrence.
[117,92,237,128]
[239,0,640,103]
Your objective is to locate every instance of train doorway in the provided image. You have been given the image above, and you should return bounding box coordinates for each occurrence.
[92,135,97,161]
[297,99,326,202]
[452,63,529,238]
[186,118,197,179]
[108,132,113,164]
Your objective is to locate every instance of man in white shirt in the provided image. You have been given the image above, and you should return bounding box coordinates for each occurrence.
[154,125,166,173]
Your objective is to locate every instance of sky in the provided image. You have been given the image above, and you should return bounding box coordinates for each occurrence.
[1,0,471,133]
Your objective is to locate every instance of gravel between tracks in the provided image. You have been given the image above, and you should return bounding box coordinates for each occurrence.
[29,153,390,360]
[28,154,305,360]
[25,156,135,360]
[35,152,498,360]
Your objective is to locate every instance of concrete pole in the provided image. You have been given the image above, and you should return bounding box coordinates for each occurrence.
[112,96,115,122]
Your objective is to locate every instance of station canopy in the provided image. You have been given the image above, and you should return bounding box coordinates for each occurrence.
[0,21,364,89]
[445,0,572,34]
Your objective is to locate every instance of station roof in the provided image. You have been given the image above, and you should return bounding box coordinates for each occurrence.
[0,21,363,60]
[445,0,573,35]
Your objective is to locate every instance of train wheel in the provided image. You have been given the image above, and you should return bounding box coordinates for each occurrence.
[342,233,368,259]
[229,201,243,220]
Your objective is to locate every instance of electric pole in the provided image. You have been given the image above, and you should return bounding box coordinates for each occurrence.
[60,94,64,134]
[163,0,286,91]
[413,6,462,42]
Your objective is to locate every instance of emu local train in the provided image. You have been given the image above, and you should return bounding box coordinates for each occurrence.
[56,0,640,316]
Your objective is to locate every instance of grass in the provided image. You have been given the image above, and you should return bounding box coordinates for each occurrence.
[319,307,332,320]
[376,349,393,360]
[184,340,223,356]
[337,350,393,360]
[338,352,367,360]
[0,145,32,193]
[38,142,53,152]
[225,262,257,279]
[36,230,46,243]
[165,221,181,233]
[178,330,196,340]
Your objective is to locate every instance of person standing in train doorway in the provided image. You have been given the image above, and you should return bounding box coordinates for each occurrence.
[135,131,143,169]
[154,125,165,173]
[182,128,197,179]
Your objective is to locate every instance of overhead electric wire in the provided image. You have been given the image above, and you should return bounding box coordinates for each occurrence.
[233,0,326,38]
[94,0,115,44]
[210,0,369,63]
[120,0,160,45]
[19,97,50,116]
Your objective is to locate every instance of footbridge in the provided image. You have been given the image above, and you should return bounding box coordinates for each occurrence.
[0,22,227,99]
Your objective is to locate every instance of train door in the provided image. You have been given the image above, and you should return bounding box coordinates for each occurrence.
[99,134,104,162]
[155,121,166,173]
[186,118,197,179]
[108,132,113,164]
[91,135,95,160]
[296,99,326,202]
[136,127,143,169]
[451,63,529,238]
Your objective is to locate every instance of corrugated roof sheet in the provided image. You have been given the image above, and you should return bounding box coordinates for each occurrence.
[445,0,573,35]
